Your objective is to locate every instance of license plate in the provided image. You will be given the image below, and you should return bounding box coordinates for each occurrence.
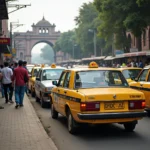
[104,102,125,110]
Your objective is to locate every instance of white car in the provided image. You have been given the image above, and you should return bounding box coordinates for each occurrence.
[34,66,65,108]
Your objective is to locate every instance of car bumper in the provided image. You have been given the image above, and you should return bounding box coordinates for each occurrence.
[77,111,147,120]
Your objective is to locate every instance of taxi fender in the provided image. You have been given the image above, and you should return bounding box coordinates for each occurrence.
[65,102,72,117]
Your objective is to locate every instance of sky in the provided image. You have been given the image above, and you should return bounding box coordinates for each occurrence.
[8,0,93,32]
[8,0,93,62]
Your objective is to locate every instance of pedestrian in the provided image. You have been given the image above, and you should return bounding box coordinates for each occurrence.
[0,65,4,98]
[1,62,14,104]
[12,60,29,108]
[23,61,29,96]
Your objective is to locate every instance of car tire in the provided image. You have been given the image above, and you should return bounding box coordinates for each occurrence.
[124,121,137,132]
[35,94,39,102]
[147,110,150,117]
[51,103,58,119]
[40,95,46,108]
[68,110,77,134]
[31,87,35,97]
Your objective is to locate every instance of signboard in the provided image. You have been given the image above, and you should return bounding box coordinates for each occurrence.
[115,50,124,55]
[0,38,10,45]
[130,48,138,53]
[12,48,16,56]
[3,53,12,57]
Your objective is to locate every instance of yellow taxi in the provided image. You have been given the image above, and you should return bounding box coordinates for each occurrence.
[129,65,150,116]
[28,66,41,97]
[50,62,147,134]
[117,67,142,83]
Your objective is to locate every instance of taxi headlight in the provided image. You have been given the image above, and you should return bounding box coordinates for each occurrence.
[45,87,52,92]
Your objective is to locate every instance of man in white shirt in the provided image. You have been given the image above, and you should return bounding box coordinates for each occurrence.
[1,62,14,103]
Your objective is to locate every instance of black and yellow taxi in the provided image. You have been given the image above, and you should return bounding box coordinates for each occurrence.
[129,65,150,115]
[28,65,41,97]
[50,62,147,134]
[34,64,65,108]
[118,67,142,83]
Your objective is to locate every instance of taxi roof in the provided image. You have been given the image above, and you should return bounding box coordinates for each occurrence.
[40,66,66,70]
[118,67,142,71]
[144,65,150,69]
[66,67,120,72]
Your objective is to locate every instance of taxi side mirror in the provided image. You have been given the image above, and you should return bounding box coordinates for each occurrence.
[52,80,58,86]
[36,77,40,81]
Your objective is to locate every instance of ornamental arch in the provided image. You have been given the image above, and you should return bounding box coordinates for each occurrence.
[13,17,61,63]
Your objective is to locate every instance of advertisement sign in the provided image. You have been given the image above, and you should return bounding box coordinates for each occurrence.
[0,38,10,45]
[12,48,16,56]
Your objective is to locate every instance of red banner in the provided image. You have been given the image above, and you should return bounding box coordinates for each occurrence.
[0,38,10,45]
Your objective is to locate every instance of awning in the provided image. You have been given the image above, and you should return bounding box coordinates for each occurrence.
[82,56,106,61]
[0,0,8,20]
[104,56,115,60]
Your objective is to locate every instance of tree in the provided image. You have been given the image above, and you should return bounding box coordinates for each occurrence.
[40,45,54,63]
[94,0,150,51]
[75,2,108,57]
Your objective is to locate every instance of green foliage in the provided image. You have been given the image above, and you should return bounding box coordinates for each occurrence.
[75,2,107,57]
[94,0,150,51]
[40,45,54,62]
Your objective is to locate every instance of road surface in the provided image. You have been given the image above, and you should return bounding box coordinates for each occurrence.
[29,96,150,150]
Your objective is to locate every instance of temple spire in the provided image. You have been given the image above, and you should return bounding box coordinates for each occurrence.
[42,14,45,20]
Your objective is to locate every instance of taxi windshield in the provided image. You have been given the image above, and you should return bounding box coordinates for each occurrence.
[42,69,64,80]
[74,70,128,89]
[122,69,141,79]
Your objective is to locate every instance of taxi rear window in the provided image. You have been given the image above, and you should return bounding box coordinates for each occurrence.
[74,70,128,89]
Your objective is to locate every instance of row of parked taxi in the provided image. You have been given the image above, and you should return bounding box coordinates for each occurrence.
[27,62,150,134]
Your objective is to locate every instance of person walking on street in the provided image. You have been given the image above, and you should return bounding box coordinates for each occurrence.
[23,61,29,96]
[1,62,14,104]
[12,60,29,108]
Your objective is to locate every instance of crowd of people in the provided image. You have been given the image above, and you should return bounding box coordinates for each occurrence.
[0,60,29,109]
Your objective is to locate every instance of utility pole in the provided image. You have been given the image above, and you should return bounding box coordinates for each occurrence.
[10,22,23,62]
[8,4,31,14]
[88,29,97,57]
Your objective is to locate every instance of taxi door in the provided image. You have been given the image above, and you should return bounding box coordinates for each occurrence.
[132,69,149,91]
[58,71,71,115]
[53,72,66,112]
[140,69,150,109]
[29,68,34,91]
[35,69,42,98]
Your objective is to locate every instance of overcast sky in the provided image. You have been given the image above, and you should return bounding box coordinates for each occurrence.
[8,0,93,32]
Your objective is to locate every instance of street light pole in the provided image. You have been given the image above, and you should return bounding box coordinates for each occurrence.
[88,29,97,57]
[93,30,97,57]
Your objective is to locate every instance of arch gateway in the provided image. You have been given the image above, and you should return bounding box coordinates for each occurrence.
[13,17,61,63]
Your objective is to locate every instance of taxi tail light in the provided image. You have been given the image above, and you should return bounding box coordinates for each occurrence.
[129,100,145,109]
[80,102,100,111]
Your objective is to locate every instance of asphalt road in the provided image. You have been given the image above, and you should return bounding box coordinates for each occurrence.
[29,96,150,150]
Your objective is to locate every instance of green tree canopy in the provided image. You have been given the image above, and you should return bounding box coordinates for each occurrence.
[94,0,150,51]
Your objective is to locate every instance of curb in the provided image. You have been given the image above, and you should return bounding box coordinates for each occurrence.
[25,94,58,150]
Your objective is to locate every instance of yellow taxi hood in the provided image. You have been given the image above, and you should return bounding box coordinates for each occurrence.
[77,88,144,101]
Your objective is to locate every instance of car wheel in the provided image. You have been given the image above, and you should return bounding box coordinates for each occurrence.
[31,87,35,97]
[124,121,137,132]
[147,110,150,117]
[35,93,39,102]
[40,95,46,108]
[51,103,58,119]
[68,110,77,134]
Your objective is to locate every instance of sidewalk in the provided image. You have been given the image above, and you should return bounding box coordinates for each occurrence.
[0,94,58,150]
